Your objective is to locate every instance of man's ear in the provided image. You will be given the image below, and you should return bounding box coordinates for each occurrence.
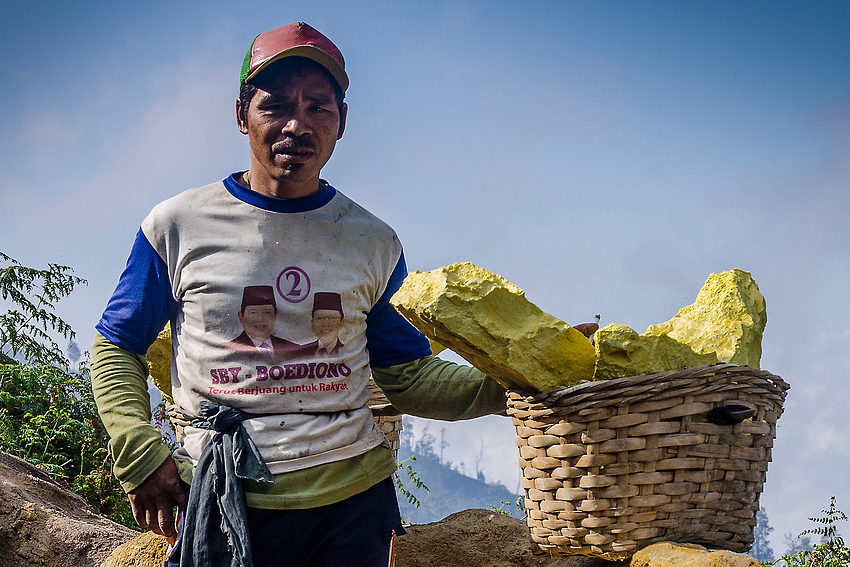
[337,102,348,140]
[236,99,248,135]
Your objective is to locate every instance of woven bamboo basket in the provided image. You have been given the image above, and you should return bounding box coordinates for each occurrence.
[506,363,789,560]
[164,377,402,460]
[367,377,403,460]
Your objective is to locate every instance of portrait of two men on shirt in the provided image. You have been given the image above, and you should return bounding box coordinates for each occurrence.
[224,285,346,363]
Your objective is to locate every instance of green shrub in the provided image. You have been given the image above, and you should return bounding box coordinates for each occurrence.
[1,252,84,366]
[0,361,135,528]
[1,252,135,528]
[766,497,850,567]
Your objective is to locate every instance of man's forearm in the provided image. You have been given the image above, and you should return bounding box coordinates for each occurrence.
[91,332,172,492]
[371,355,507,420]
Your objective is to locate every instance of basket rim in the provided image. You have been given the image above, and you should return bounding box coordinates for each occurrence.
[508,363,789,407]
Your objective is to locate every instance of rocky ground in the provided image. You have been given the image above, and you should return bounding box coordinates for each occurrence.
[0,452,136,567]
[395,509,622,567]
[0,449,761,567]
[106,509,761,567]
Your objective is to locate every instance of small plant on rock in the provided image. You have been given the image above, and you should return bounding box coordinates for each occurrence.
[396,455,429,510]
[486,496,526,519]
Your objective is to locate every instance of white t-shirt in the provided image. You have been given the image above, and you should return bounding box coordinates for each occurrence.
[96,174,431,474]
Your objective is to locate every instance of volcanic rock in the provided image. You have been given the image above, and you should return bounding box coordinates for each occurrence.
[630,541,762,567]
[102,531,169,567]
[0,451,136,567]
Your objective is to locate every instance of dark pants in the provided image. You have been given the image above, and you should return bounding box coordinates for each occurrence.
[166,476,405,567]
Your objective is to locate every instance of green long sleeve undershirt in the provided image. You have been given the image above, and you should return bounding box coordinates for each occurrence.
[90,333,507,508]
[90,333,188,492]
[370,355,508,421]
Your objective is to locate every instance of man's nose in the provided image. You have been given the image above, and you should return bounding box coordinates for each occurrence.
[282,110,311,137]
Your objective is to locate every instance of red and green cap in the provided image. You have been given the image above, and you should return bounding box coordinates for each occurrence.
[240,22,348,92]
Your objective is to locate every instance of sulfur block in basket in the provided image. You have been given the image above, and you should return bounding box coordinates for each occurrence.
[593,269,766,380]
[593,324,717,380]
[390,262,595,392]
[645,269,766,367]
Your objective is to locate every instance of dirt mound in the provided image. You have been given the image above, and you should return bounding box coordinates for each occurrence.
[396,508,626,567]
[0,453,758,567]
[0,451,136,567]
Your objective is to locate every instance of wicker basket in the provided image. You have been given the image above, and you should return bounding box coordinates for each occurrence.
[506,363,789,560]
[367,377,403,460]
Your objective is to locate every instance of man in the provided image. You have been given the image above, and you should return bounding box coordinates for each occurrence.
[300,291,345,357]
[91,22,507,567]
[224,285,299,361]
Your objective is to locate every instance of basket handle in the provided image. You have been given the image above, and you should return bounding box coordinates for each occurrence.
[707,404,755,425]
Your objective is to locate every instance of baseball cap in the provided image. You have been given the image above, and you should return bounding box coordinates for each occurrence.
[240,22,349,92]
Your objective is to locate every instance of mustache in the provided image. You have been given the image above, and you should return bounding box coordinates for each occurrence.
[272,138,315,153]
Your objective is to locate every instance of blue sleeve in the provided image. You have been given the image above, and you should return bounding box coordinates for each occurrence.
[365,252,432,368]
[95,229,179,355]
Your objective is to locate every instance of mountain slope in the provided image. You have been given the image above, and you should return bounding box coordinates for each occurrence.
[396,445,523,525]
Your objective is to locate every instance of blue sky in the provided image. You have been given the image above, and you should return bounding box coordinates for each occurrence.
[2,1,848,555]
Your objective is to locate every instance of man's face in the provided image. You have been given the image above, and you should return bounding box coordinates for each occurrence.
[239,304,277,342]
[311,309,344,345]
[237,61,347,198]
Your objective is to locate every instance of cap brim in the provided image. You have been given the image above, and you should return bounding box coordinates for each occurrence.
[245,45,349,92]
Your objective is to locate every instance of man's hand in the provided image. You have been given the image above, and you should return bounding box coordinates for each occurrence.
[128,456,188,544]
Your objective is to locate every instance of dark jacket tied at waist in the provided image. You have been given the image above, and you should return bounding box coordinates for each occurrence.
[180,401,274,567]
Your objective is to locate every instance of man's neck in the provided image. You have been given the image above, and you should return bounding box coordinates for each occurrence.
[244,169,323,199]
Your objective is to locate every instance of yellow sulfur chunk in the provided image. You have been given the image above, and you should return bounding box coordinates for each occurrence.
[593,269,766,380]
[645,269,766,367]
[145,325,173,402]
[390,262,595,392]
[593,324,717,380]
[427,337,447,356]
